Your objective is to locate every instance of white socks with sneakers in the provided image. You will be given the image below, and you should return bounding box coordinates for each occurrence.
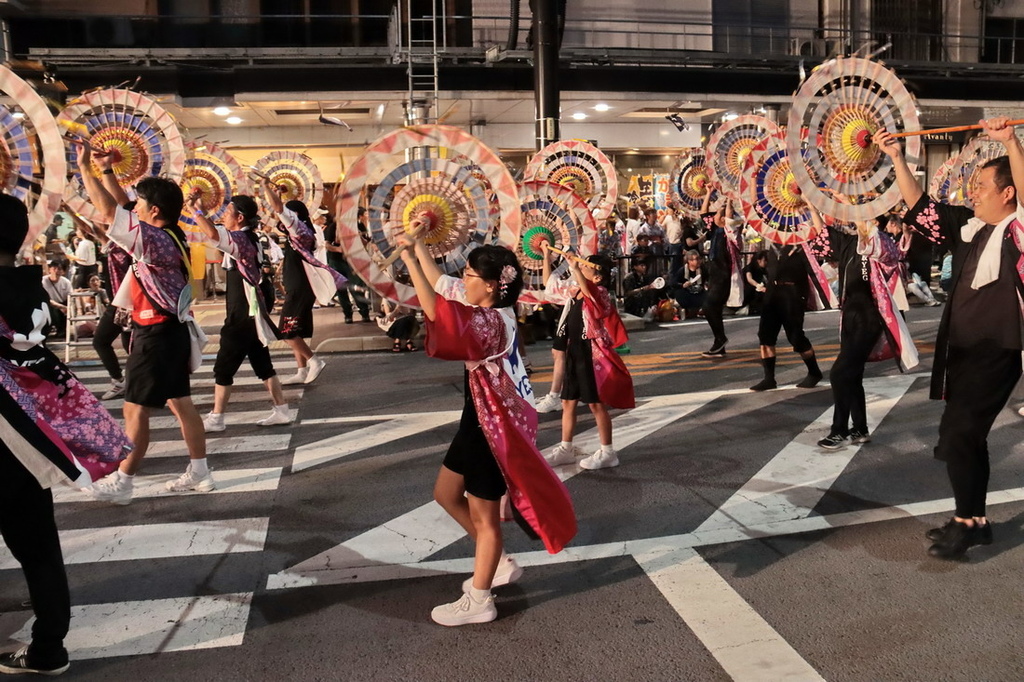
[191,458,210,476]
[469,587,491,602]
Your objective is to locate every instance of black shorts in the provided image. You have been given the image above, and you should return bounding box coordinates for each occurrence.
[757,287,811,352]
[552,333,567,352]
[124,321,191,408]
[214,321,276,386]
[562,337,600,404]
[442,396,507,501]
[279,290,315,339]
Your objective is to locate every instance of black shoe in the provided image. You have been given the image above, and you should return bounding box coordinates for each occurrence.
[701,348,726,358]
[750,378,777,392]
[0,647,69,676]
[796,373,823,389]
[359,315,372,323]
[344,317,354,324]
[927,518,993,545]
[817,433,848,450]
[928,520,977,560]
[849,429,871,444]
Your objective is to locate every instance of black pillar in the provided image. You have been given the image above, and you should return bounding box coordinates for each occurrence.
[533,0,560,150]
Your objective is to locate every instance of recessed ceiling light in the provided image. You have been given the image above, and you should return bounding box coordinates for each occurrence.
[226,116,243,125]
[594,103,611,112]
[11,111,25,120]
[213,106,231,116]
[572,112,588,120]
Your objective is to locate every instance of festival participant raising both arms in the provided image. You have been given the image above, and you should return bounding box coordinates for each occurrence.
[260,177,346,385]
[874,117,1024,560]
[811,205,918,451]
[186,193,293,431]
[541,242,635,470]
[398,231,576,627]
[698,187,744,357]
[75,141,211,503]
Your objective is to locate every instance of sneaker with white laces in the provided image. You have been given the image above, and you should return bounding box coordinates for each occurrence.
[430,591,497,626]
[0,646,69,676]
[87,471,133,505]
[579,447,620,470]
[304,356,326,384]
[202,412,226,433]
[545,442,584,466]
[461,555,524,593]
[257,406,292,426]
[817,433,848,450]
[281,367,309,385]
[534,393,563,413]
[165,465,216,493]
[100,379,125,400]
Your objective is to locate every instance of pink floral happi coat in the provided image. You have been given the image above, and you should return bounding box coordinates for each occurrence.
[426,293,577,554]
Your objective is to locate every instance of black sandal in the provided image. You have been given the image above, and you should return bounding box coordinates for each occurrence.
[391,340,402,353]
[405,340,417,352]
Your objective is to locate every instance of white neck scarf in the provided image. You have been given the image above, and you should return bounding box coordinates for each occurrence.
[961,211,1018,290]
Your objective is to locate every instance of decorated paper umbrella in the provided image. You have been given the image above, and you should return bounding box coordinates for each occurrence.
[251,150,323,212]
[0,65,66,243]
[335,125,520,309]
[738,130,823,245]
[706,114,781,196]
[949,134,1023,209]
[512,179,598,291]
[928,157,960,205]
[179,139,249,234]
[523,139,618,221]
[58,87,186,222]
[668,148,713,218]
[786,55,922,222]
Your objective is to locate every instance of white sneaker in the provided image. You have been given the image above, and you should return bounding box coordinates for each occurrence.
[545,442,584,466]
[87,471,133,505]
[101,379,125,400]
[257,406,292,426]
[304,356,326,383]
[430,591,497,627]
[534,393,562,413]
[1018,405,1024,418]
[461,555,524,592]
[281,367,309,385]
[202,412,226,433]
[165,464,216,493]
[579,447,620,470]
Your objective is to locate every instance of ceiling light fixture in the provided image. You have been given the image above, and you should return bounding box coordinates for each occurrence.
[572,112,588,120]
[213,106,231,116]
[226,116,243,125]
[594,103,611,112]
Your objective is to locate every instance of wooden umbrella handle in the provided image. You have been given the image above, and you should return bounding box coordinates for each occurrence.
[545,244,601,269]
[890,119,1024,139]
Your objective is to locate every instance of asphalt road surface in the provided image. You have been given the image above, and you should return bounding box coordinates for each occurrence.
[3,303,1024,681]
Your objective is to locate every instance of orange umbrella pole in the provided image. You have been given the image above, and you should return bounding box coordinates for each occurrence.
[890,119,1024,139]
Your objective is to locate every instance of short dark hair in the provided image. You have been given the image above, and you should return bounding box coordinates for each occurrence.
[230,195,259,228]
[136,177,184,225]
[982,156,1014,196]
[0,194,29,256]
[285,200,311,226]
[467,244,523,308]
[586,253,614,289]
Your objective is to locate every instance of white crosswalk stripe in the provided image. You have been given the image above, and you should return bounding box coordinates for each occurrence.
[2,367,951,675]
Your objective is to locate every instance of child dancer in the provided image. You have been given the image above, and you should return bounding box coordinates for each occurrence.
[398,233,576,627]
[541,243,635,470]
